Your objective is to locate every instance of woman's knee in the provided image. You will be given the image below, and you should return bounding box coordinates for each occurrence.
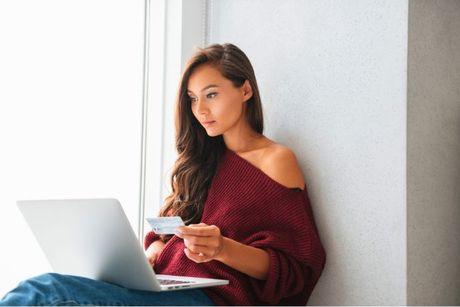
[24,272,66,286]
[31,272,64,281]
[0,273,69,306]
[19,272,83,296]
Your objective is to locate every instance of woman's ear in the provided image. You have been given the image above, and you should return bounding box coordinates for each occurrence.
[242,80,253,102]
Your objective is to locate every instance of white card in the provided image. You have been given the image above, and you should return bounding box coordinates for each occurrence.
[146,216,185,234]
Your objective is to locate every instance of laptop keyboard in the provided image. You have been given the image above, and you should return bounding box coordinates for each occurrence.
[157,279,195,285]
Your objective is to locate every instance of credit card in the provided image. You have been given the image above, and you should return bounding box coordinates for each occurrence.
[146,216,185,234]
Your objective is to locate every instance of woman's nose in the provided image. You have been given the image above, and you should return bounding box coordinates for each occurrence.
[196,100,209,114]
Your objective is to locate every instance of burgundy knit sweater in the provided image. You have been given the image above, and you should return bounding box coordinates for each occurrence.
[144,147,326,305]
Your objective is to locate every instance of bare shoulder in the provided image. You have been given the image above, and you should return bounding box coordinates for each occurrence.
[260,144,306,190]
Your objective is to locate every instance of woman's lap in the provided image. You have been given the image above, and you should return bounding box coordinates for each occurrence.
[0,273,215,306]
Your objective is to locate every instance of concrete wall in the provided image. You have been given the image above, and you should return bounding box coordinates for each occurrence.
[407,0,460,305]
[205,0,408,305]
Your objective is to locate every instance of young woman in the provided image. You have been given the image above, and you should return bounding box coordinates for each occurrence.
[0,43,326,306]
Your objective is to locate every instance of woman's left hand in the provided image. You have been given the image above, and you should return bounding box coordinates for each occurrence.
[175,223,226,263]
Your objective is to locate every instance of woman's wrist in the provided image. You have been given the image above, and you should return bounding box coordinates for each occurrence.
[215,236,231,262]
[213,236,270,280]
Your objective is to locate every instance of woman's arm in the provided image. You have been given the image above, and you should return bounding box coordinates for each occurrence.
[215,236,270,280]
[175,224,270,280]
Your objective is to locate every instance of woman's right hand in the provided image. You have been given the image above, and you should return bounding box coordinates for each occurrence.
[145,240,166,268]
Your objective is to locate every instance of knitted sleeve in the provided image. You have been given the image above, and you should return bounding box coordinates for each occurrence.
[245,191,326,305]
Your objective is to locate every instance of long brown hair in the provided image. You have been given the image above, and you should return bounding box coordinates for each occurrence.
[157,43,264,243]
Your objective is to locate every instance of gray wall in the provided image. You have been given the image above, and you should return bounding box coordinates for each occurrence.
[407,0,460,305]
[206,0,408,305]
[204,0,460,304]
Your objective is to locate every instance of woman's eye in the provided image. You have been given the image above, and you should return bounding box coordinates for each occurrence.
[189,93,216,103]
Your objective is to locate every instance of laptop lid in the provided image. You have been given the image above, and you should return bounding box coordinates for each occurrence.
[17,198,162,291]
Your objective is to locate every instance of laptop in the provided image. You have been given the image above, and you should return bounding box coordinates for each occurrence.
[17,198,229,292]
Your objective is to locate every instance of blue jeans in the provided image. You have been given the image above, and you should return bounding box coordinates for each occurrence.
[0,273,215,306]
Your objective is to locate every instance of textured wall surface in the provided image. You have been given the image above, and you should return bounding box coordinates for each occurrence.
[206,0,408,305]
[407,0,460,305]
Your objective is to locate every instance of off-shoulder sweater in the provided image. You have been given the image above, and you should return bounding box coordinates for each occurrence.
[144,147,326,305]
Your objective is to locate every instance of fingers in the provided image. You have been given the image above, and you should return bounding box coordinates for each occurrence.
[184,247,209,263]
[176,224,218,237]
[182,241,215,257]
[190,223,207,227]
[174,224,224,262]
[179,234,213,246]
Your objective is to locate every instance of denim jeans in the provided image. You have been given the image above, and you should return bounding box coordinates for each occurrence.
[0,273,215,306]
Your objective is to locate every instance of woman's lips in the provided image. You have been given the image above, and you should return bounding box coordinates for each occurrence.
[203,121,216,127]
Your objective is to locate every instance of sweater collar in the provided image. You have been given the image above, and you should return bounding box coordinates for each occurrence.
[224,147,307,195]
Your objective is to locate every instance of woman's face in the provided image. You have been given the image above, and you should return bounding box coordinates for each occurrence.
[187,64,252,137]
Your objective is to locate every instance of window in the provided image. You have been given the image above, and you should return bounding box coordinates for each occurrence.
[0,0,145,294]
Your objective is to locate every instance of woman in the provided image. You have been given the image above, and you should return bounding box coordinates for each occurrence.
[0,43,326,306]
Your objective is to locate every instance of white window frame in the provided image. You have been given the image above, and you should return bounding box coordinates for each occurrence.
[139,0,208,243]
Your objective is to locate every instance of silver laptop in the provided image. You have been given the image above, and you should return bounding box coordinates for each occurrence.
[17,198,229,292]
